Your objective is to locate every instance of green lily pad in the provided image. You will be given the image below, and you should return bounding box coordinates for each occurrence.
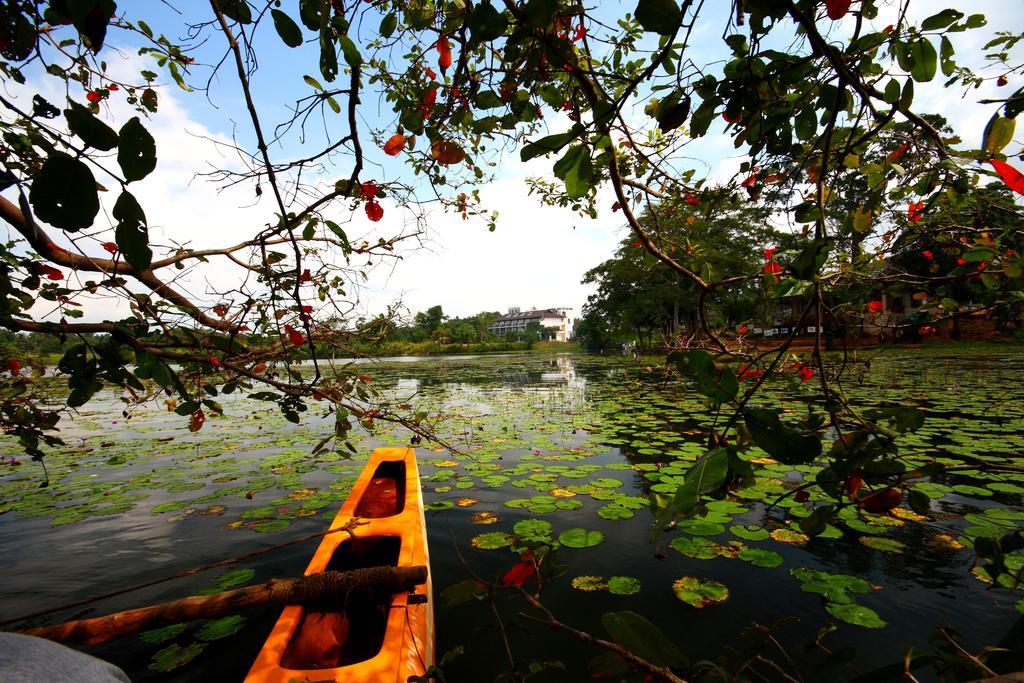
[730,524,770,541]
[597,504,634,520]
[149,642,206,672]
[196,615,246,641]
[558,528,605,549]
[859,536,906,553]
[252,519,290,533]
[471,532,515,550]
[677,519,725,536]
[607,576,641,595]
[216,568,255,589]
[672,577,729,608]
[826,602,887,629]
[140,623,188,644]
[513,518,553,541]
[738,548,784,568]
[571,575,607,591]
[590,477,623,489]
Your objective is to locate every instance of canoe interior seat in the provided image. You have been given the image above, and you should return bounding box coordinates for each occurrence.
[354,460,406,518]
[281,536,402,670]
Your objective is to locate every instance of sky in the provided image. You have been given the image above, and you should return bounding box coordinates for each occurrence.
[4,0,1023,326]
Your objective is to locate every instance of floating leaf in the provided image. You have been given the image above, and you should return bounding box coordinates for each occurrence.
[571,575,607,591]
[672,577,729,608]
[513,518,553,540]
[859,536,906,553]
[471,531,515,550]
[730,524,770,541]
[559,528,605,549]
[607,576,641,595]
[738,548,784,568]
[216,568,255,589]
[826,603,887,629]
[196,615,246,641]
[470,511,499,525]
[140,623,187,644]
[149,642,206,672]
[770,528,809,545]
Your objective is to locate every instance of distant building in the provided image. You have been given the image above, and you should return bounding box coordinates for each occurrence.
[489,307,573,342]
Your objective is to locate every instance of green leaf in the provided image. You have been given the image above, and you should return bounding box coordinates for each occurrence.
[403,0,435,30]
[655,91,690,133]
[521,126,583,161]
[271,9,303,48]
[558,528,605,548]
[299,0,321,30]
[601,611,688,667]
[379,12,398,38]
[738,548,784,568]
[215,568,255,588]
[319,15,338,82]
[117,117,157,182]
[64,101,118,150]
[908,489,931,515]
[67,0,115,52]
[789,238,832,280]
[882,79,901,103]
[730,524,770,541]
[939,36,955,76]
[983,114,1015,155]
[471,531,515,549]
[744,408,822,465]
[219,0,252,24]
[338,34,361,68]
[908,37,937,83]
[799,504,835,537]
[672,576,728,608]
[140,623,188,644]
[921,8,963,30]
[607,576,642,595]
[524,0,558,27]
[469,2,508,44]
[196,615,246,641]
[669,350,738,403]
[552,145,594,200]
[635,0,682,35]
[826,603,887,628]
[113,191,152,269]
[149,642,206,672]
[29,152,100,231]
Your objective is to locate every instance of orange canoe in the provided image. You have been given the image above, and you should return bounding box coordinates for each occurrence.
[245,447,434,683]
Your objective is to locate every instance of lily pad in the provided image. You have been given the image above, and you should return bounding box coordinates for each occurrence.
[196,615,246,641]
[738,548,784,568]
[826,602,887,629]
[672,577,729,608]
[149,642,206,672]
[471,532,515,550]
[730,524,770,541]
[558,528,605,549]
[571,575,607,591]
[859,536,906,553]
[140,623,188,644]
[513,518,553,541]
[597,504,634,520]
[216,568,255,589]
[607,576,642,595]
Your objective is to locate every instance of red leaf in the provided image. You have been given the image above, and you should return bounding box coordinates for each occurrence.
[208,355,221,368]
[189,409,205,433]
[420,87,437,116]
[299,268,312,283]
[360,181,378,198]
[358,374,374,382]
[685,193,699,206]
[252,363,267,373]
[737,325,748,334]
[365,200,384,222]
[738,366,763,382]
[213,305,227,317]
[101,242,118,254]
[431,140,466,165]
[383,134,407,156]
[437,35,452,72]
[990,160,1024,195]
[86,90,102,103]
[799,366,815,382]
[722,111,741,124]
[887,143,910,163]
[571,22,586,42]
[845,475,863,499]
[284,324,305,346]
[424,66,437,81]
[997,75,1008,87]
[868,300,884,313]
[4,359,21,375]
[611,201,621,212]
[825,0,851,20]
[922,250,934,260]
[502,561,535,587]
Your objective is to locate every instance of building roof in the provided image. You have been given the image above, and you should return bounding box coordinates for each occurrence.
[491,308,566,323]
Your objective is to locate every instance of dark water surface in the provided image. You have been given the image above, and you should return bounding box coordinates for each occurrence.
[1,349,1022,681]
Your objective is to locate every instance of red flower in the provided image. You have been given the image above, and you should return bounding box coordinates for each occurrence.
[208,355,221,368]
[3,359,21,375]
[990,160,1024,195]
[868,300,884,314]
[301,305,313,314]
[436,35,452,72]
[502,560,535,587]
[763,261,783,275]
[799,365,815,382]
[632,239,643,248]
[571,22,586,42]
[738,366,763,382]
[922,250,934,260]
[844,475,863,500]
[213,305,227,317]
[908,201,924,223]
[358,374,374,382]
[997,75,1008,87]
[383,134,407,156]
[741,172,758,188]
[424,66,436,81]
[825,0,851,20]
[763,247,777,260]
[86,90,102,103]
[284,324,305,346]
[299,268,312,283]
[977,261,987,271]
[36,264,64,280]
[360,181,378,198]
[685,193,699,206]
[722,111,741,124]
[737,325,748,334]
[107,83,119,91]
[957,258,966,266]
[883,24,894,33]
[101,242,118,254]
[365,200,384,222]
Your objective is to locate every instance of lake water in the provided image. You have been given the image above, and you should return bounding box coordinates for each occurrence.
[1,349,1022,680]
